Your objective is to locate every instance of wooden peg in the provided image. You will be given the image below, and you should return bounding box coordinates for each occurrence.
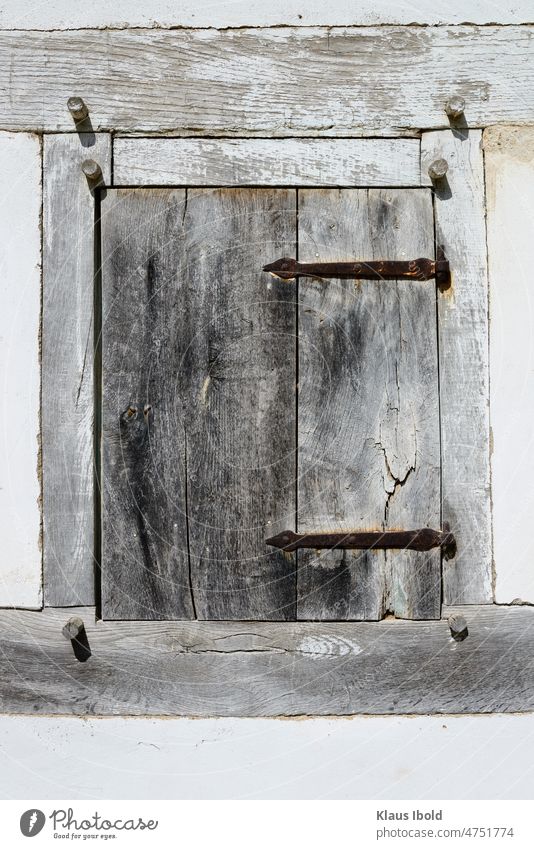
[448,613,468,642]
[428,158,449,181]
[81,159,103,184]
[67,96,88,122]
[62,616,92,662]
[445,95,465,119]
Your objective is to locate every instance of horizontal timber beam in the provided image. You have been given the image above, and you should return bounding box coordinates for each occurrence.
[113,137,423,186]
[1,27,534,134]
[0,606,532,715]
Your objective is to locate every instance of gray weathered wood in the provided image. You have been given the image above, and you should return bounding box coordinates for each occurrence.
[113,138,423,187]
[0,605,532,715]
[297,188,440,620]
[2,28,534,134]
[101,188,297,620]
[183,189,297,619]
[100,189,194,620]
[421,131,492,604]
[42,133,111,606]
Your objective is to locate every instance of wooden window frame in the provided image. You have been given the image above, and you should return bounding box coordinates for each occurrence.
[1,132,516,718]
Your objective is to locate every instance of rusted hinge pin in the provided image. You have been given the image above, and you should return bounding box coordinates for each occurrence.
[264,255,450,288]
[266,527,456,554]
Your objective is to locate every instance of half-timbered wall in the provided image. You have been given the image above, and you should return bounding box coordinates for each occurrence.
[1,9,530,612]
[1,0,534,794]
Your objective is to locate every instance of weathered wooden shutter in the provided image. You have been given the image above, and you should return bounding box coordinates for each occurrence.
[100,186,440,621]
[296,189,440,620]
[101,189,297,620]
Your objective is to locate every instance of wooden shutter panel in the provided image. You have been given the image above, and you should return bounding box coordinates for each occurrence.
[101,188,297,620]
[101,186,440,621]
[296,188,441,620]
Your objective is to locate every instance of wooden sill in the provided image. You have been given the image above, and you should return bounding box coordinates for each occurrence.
[0,605,532,716]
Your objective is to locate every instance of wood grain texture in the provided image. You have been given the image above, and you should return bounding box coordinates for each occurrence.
[2,28,534,134]
[0,132,42,609]
[0,605,532,715]
[101,188,297,620]
[183,189,297,620]
[421,131,492,604]
[42,134,111,606]
[101,189,194,620]
[1,1,532,29]
[297,189,440,620]
[113,138,423,187]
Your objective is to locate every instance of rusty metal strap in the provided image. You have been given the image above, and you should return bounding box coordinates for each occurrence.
[264,253,450,288]
[266,527,456,557]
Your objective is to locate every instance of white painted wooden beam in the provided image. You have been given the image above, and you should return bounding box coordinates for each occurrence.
[0,131,42,608]
[1,27,534,134]
[421,130,492,604]
[0,1,532,29]
[114,137,423,186]
[485,126,534,604]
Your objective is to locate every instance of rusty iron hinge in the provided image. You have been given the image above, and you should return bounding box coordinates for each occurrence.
[266,526,456,557]
[264,248,450,289]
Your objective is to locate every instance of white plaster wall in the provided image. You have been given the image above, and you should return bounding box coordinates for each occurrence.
[485,127,534,604]
[2,1,533,28]
[0,132,41,608]
[1,715,533,800]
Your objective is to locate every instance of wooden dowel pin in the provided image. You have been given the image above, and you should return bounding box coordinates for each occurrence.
[448,613,469,642]
[62,616,92,662]
[81,159,103,184]
[445,95,465,119]
[428,158,449,182]
[67,96,88,122]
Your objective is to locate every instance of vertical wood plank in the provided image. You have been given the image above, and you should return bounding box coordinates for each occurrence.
[0,132,42,608]
[421,130,492,604]
[185,189,297,619]
[297,188,440,620]
[101,189,194,620]
[42,134,111,606]
[101,188,297,620]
